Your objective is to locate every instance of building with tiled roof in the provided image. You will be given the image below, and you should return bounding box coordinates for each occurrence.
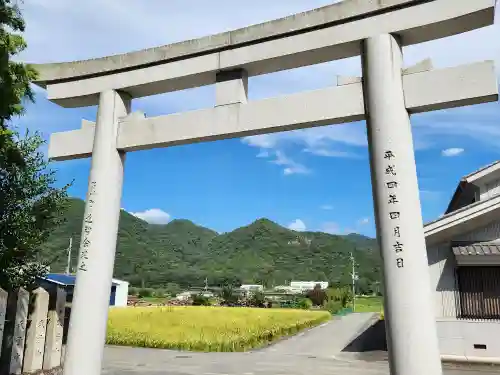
[423,161,500,362]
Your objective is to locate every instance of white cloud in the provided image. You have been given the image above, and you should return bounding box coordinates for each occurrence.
[288,219,307,232]
[131,208,171,224]
[320,204,334,210]
[271,151,311,175]
[304,148,359,158]
[321,222,340,234]
[242,122,367,164]
[357,217,370,225]
[441,148,465,157]
[320,218,370,235]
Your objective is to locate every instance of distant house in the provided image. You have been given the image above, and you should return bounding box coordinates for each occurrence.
[273,282,328,294]
[36,273,129,307]
[425,161,500,360]
[175,291,192,301]
[290,281,329,291]
[240,284,264,292]
[273,285,303,294]
[176,290,214,301]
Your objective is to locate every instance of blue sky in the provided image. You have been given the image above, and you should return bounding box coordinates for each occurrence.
[13,0,500,237]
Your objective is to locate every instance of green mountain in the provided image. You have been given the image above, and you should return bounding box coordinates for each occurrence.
[41,198,382,292]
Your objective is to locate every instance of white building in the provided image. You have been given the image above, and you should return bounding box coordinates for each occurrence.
[176,291,214,301]
[290,281,329,291]
[175,291,193,301]
[425,161,500,361]
[111,278,129,307]
[274,286,303,294]
[240,284,264,292]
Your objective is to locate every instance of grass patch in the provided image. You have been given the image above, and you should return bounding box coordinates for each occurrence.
[354,296,384,313]
[106,306,330,352]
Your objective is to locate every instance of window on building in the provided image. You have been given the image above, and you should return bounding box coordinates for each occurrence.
[456,266,500,320]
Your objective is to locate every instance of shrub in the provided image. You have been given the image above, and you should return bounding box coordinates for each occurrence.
[219,284,238,305]
[297,298,313,310]
[323,300,342,315]
[326,287,352,308]
[128,287,139,296]
[153,289,167,298]
[249,291,266,307]
[306,284,327,306]
[138,288,153,298]
[192,294,211,306]
[165,283,181,297]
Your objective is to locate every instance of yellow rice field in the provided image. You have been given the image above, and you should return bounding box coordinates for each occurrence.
[106,306,331,352]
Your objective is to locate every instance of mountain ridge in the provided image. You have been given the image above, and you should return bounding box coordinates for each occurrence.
[40,198,382,292]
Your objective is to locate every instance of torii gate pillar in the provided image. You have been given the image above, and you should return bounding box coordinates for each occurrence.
[63,90,130,375]
[363,34,442,375]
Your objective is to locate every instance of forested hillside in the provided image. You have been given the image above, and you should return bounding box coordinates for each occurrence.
[41,199,382,292]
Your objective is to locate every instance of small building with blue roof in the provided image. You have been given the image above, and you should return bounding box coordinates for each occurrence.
[37,273,129,307]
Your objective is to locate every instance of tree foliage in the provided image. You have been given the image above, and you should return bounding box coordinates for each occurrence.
[0,0,70,290]
[249,291,266,307]
[1,132,70,290]
[219,284,238,305]
[306,284,327,306]
[192,293,210,306]
[0,0,37,128]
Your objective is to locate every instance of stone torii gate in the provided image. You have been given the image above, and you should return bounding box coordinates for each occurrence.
[33,1,497,374]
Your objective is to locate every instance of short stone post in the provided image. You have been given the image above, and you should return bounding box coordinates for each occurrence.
[0,289,7,354]
[0,288,29,375]
[43,287,66,370]
[23,287,49,373]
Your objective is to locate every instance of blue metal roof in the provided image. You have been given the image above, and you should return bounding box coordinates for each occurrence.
[43,273,118,286]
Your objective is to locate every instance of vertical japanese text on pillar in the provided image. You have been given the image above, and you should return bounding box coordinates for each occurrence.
[79,181,97,272]
[384,151,404,269]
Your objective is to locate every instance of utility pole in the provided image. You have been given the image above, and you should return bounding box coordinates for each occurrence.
[350,251,358,312]
[65,237,73,274]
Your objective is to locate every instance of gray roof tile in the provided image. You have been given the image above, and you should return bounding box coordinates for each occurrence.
[452,242,500,256]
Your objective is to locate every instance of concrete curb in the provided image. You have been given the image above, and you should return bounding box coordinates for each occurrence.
[441,355,500,366]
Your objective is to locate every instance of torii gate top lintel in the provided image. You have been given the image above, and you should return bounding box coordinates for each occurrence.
[33,0,495,108]
[32,0,434,83]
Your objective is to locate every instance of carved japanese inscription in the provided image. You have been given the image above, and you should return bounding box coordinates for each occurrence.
[384,150,404,269]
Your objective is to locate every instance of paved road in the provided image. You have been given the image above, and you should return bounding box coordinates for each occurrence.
[102,347,500,375]
[100,316,500,375]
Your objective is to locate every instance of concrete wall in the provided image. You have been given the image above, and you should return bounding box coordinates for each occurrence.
[437,320,500,360]
[426,219,500,360]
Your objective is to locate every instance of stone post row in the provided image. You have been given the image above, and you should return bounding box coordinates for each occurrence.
[0,286,67,374]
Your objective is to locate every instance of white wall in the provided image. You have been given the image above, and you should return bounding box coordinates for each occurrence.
[427,243,457,318]
[437,320,500,359]
[112,279,129,307]
[479,178,500,201]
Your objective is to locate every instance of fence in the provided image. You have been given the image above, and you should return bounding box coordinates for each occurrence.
[0,286,66,375]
